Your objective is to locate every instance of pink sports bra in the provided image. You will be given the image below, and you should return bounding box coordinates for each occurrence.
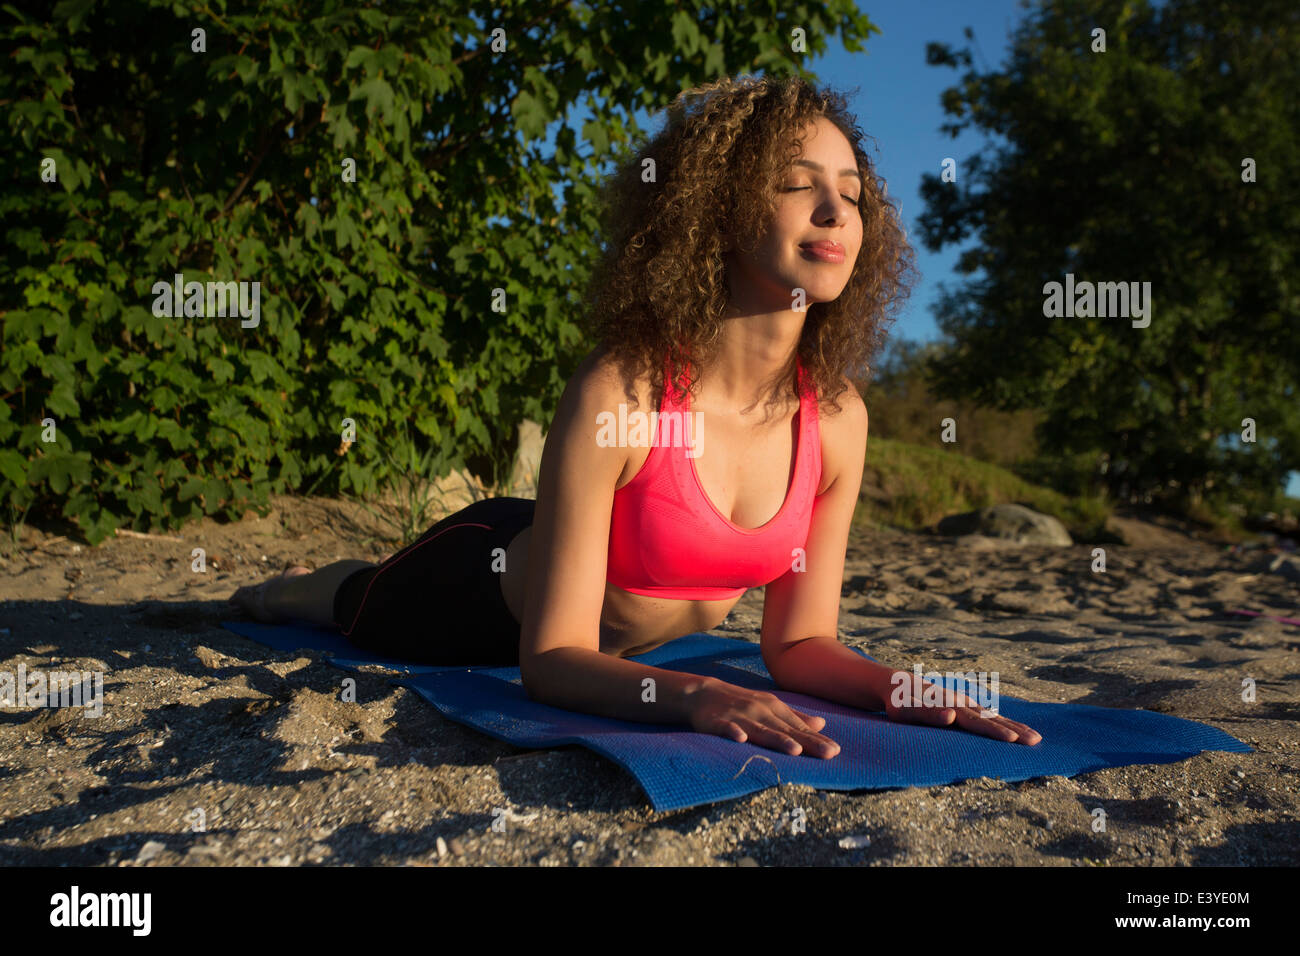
[606,354,823,600]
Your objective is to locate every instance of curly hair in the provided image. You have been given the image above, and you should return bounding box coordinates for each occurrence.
[581,73,916,419]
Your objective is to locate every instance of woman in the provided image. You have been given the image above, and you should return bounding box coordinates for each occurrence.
[231,75,1042,756]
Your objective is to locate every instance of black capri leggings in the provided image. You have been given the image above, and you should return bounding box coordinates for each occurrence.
[332,496,536,666]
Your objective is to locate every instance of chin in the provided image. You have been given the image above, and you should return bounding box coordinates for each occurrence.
[802,282,848,303]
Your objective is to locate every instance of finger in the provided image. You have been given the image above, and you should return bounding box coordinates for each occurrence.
[979,714,1041,745]
[763,709,839,755]
[763,708,837,753]
[735,718,803,756]
[786,726,840,758]
[896,684,964,716]
[896,703,958,727]
[709,719,748,744]
[953,708,1019,741]
[995,718,1042,745]
[779,704,826,732]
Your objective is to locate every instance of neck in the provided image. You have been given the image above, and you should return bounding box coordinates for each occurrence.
[693,310,803,414]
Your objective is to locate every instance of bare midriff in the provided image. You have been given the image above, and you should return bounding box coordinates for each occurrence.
[498,371,821,660]
[499,522,744,658]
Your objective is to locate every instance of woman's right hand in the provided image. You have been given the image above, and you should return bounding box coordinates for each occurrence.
[687,679,840,758]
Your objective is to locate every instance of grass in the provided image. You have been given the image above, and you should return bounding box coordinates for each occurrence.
[346,427,544,550]
[855,436,1117,542]
[854,436,1299,545]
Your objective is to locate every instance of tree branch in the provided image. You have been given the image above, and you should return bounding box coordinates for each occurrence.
[218,113,292,216]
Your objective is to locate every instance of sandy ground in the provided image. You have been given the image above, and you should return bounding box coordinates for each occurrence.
[0,496,1296,867]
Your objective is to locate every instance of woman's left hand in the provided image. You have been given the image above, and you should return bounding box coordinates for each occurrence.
[882,668,1042,745]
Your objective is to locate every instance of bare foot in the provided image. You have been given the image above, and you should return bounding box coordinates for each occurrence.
[228,566,312,623]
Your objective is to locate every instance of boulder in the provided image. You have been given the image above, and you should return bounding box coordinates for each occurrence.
[505,419,546,498]
[1247,553,1300,584]
[937,503,1073,546]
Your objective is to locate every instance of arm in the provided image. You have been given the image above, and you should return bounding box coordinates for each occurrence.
[761,385,1044,745]
[517,350,714,725]
[761,381,894,709]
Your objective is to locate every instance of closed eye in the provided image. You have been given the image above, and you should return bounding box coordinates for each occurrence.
[785,186,860,206]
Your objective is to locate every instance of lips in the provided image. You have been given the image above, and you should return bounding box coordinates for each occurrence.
[799,240,845,255]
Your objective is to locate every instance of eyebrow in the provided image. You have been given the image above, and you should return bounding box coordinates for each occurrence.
[792,159,863,181]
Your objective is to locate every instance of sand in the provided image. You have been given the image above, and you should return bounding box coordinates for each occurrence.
[1,496,1296,866]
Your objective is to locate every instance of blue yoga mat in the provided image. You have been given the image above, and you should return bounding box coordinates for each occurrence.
[221,621,1252,812]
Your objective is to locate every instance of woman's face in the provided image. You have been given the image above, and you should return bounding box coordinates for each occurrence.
[725,116,864,309]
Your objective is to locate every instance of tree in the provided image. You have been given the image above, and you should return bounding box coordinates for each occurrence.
[917,0,1300,509]
[2,0,877,541]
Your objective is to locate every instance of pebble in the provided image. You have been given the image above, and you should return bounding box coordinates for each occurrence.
[736,856,759,867]
[838,835,872,849]
[436,837,448,859]
[448,838,464,857]
[1235,770,1245,778]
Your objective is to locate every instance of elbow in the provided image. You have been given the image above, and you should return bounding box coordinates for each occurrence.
[519,656,548,702]
[519,649,561,704]
[761,649,789,689]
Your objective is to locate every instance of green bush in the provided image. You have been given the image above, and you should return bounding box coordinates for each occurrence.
[2,0,875,544]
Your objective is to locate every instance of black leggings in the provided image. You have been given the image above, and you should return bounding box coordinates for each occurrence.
[332,496,536,666]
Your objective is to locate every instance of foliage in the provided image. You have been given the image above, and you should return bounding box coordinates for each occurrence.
[916,0,1300,509]
[2,0,876,543]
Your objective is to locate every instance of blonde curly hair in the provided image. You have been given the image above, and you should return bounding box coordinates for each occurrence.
[581,73,916,418]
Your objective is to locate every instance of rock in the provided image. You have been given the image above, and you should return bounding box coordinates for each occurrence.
[837,834,871,849]
[1248,553,1300,584]
[736,856,760,867]
[136,840,166,863]
[193,646,223,669]
[506,420,545,498]
[937,504,1073,546]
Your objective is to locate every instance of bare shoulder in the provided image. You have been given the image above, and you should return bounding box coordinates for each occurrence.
[540,346,647,478]
[818,373,868,436]
[563,345,653,417]
[814,374,868,494]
